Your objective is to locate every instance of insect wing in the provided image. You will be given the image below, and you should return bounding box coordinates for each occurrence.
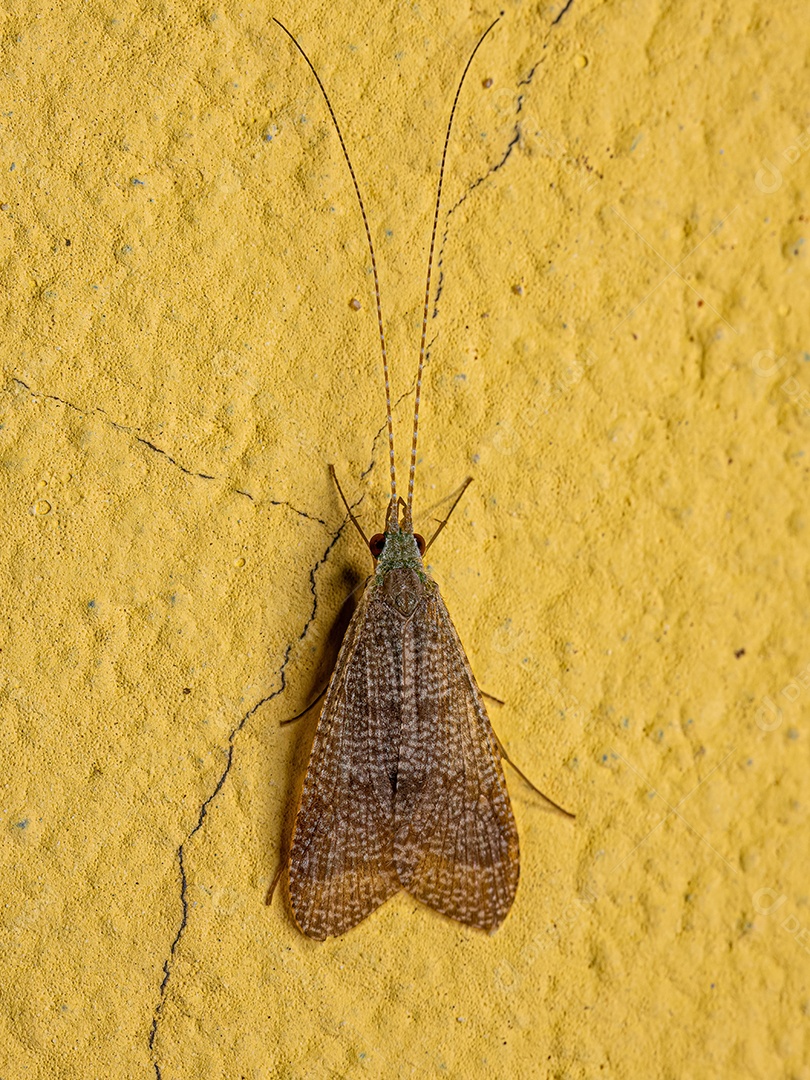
[394,588,520,931]
[288,588,403,939]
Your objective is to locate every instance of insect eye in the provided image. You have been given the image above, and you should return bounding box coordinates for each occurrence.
[369,533,386,558]
[415,533,426,556]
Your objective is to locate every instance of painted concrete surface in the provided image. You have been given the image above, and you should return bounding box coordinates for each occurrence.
[0,1,807,1076]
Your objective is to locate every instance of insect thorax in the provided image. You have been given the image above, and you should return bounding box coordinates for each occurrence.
[377,566,428,619]
[374,527,426,579]
[373,527,432,618]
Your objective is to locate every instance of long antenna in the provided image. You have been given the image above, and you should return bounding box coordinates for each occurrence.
[273,17,398,504]
[407,15,502,516]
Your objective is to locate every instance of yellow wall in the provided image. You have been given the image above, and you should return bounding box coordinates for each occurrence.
[1,0,807,1076]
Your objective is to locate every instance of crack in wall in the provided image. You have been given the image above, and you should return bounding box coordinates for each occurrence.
[432,125,522,317]
[8,377,335,529]
[148,520,350,1078]
[10,376,224,486]
[552,0,575,28]
[147,667,291,1080]
[431,0,575,318]
[266,498,327,526]
[359,383,416,483]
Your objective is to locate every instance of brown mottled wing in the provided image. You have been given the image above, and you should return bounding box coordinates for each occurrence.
[288,587,403,939]
[393,586,519,932]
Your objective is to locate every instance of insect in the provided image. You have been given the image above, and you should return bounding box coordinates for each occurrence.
[273,16,573,939]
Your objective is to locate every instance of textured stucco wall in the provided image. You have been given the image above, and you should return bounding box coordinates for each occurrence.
[1,0,808,1077]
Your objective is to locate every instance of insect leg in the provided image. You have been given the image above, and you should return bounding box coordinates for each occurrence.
[329,463,370,546]
[481,689,506,706]
[265,861,286,906]
[423,476,473,552]
[495,733,576,820]
[280,685,328,726]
